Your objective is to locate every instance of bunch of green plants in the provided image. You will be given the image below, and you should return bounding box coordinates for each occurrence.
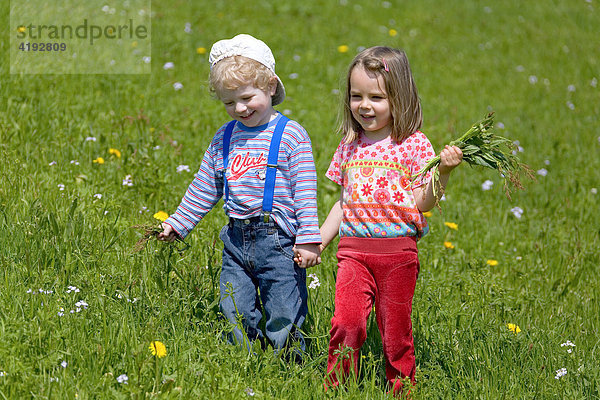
[411,112,534,200]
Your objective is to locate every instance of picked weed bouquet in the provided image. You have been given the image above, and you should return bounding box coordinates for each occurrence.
[132,222,189,254]
[411,112,534,200]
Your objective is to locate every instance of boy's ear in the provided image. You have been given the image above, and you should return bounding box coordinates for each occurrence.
[268,77,278,96]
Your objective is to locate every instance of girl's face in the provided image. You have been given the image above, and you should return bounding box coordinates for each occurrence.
[217,79,277,127]
[349,66,392,139]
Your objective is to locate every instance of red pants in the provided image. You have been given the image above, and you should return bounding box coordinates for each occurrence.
[326,236,419,393]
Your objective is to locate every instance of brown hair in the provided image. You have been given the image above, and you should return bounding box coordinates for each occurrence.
[209,55,274,96]
[341,46,422,143]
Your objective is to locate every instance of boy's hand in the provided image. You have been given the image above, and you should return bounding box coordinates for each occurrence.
[438,145,463,175]
[293,244,321,269]
[158,222,177,242]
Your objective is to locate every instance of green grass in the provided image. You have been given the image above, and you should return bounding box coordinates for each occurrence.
[1,0,599,398]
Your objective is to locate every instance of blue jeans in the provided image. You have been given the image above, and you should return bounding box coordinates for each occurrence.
[219,216,307,351]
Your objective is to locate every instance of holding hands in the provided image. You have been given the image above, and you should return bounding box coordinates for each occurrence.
[293,243,322,269]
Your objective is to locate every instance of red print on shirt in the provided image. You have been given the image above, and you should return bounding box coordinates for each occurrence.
[229,151,267,181]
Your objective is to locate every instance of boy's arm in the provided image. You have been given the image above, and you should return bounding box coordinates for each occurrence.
[413,145,463,212]
[288,129,321,245]
[163,146,223,238]
[294,189,343,266]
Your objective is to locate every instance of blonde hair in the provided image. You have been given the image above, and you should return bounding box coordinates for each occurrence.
[209,55,274,96]
[341,46,422,143]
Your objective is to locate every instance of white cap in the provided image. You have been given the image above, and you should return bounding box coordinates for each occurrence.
[209,34,286,106]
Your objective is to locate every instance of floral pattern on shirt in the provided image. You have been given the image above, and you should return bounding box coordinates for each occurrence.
[326,131,435,239]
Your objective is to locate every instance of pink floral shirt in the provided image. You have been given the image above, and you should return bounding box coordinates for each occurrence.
[326,131,435,239]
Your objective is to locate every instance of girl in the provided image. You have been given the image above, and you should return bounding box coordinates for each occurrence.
[319,46,463,393]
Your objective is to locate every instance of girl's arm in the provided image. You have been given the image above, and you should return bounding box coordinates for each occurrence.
[319,190,344,252]
[413,145,463,212]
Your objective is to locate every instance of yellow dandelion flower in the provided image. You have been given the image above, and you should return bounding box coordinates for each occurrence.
[109,148,121,158]
[422,211,432,218]
[507,323,521,334]
[18,26,26,33]
[444,222,458,230]
[444,241,454,249]
[149,340,167,358]
[93,157,105,164]
[149,127,155,133]
[486,259,499,266]
[337,45,349,53]
[196,47,206,55]
[389,29,398,37]
[153,211,169,222]
[131,41,138,48]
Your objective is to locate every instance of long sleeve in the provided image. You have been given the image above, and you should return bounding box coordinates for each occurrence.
[164,145,223,239]
[288,135,321,244]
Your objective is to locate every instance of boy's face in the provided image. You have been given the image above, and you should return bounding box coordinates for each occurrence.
[216,79,277,127]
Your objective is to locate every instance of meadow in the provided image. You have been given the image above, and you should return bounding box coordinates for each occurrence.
[1,0,599,398]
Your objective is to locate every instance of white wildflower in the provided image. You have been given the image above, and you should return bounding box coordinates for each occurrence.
[184,22,192,33]
[528,75,538,84]
[49,161,57,166]
[75,300,88,309]
[143,56,151,64]
[567,84,576,92]
[510,207,523,219]
[176,165,190,173]
[555,368,567,379]
[66,285,80,293]
[58,184,65,191]
[94,194,102,199]
[566,101,575,110]
[308,273,321,290]
[116,374,129,384]
[122,175,133,186]
[481,180,494,191]
[85,136,97,142]
[561,340,576,353]
[70,160,80,165]
[537,168,548,176]
[173,82,184,90]
[289,73,299,80]
[61,361,68,368]
[591,188,597,195]
[163,62,174,70]
[591,77,597,88]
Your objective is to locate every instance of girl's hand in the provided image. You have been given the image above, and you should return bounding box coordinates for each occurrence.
[438,145,463,175]
[158,222,177,242]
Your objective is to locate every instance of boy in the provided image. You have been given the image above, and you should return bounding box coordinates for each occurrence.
[159,34,321,351]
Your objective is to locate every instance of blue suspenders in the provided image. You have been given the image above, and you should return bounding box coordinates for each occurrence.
[221,115,289,222]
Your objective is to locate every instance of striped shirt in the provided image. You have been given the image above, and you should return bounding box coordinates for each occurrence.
[165,113,321,244]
